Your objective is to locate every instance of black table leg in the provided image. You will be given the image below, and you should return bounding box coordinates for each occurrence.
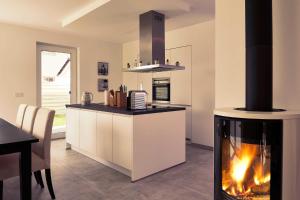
[0,180,3,200]
[19,145,31,200]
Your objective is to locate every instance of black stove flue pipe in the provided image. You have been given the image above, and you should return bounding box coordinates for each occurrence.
[246,0,273,111]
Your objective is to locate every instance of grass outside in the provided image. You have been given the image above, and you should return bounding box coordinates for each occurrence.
[53,114,66,127]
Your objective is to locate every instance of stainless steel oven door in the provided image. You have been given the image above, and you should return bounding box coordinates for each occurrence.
[152,78,170,103]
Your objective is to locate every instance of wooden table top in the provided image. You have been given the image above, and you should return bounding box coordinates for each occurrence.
[0,118,38,146]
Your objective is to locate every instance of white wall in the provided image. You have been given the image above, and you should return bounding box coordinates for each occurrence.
[215,0,245,108]
[215,0,300,110]
[0,22,122,123]
[122,20,215,147]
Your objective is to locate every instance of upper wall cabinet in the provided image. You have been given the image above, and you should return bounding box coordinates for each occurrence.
[123,72,138,91]
[170,46,192,105]
[122,42,139,91]
[122,46,192,106]
[152,49,171,78]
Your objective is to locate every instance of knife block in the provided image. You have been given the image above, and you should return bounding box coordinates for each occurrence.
[116,91,127,108]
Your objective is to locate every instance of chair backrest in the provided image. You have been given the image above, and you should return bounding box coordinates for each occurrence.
[15,104,28,128]
[32,108,55,168]
[22,106,39,134]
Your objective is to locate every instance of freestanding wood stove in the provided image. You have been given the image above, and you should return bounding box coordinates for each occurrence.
[214,0,300,199]
[214,109,300,200]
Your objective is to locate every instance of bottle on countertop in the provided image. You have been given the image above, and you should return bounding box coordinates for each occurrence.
[134,59,138,67]
[139,83,143,91]
[104,90,109,105]
[138,61,142,67]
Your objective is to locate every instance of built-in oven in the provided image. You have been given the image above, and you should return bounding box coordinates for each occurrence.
[152,78,170,103]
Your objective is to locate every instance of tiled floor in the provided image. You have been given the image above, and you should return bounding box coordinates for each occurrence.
[3,140,213,200]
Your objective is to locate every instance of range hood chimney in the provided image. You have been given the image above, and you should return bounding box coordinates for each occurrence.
[140,10,165,66]
[124,10,184,73]
[245,0,273,111]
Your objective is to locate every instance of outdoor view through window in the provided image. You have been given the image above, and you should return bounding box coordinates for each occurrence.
[41,51,71,134]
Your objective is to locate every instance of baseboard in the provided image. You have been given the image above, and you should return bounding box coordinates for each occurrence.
[70,146,131,177]
[189,143,214,151]
[186,138,192,144]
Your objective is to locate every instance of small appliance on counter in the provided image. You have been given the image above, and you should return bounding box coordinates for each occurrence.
[128,90,147,110]
[81,92,93,106]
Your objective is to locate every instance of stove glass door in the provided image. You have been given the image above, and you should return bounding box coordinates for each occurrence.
[214,117,283,200]
[221,120,271,199]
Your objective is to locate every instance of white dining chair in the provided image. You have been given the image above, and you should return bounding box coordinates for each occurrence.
[22,105,38,134]
[15,104,27,128]
[0,108,56,199]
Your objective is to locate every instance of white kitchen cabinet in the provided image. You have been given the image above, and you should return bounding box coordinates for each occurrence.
[113,114,133,170]
[160,105,192,139]
[122,41,138,69]
[66,107,185,181]
[137,73,152,102]
[152,71,171,79]
[96,112,113,162]
[152,49,172,78]
[170,46,192,105]
[66,108,80,148]
[79,110,97,155]
[122,41,139,91]
[165,49,171,65]
[186,106,192,139]
[123,72,138,91]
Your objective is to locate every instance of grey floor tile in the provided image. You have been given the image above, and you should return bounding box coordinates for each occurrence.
[3,139,213,200]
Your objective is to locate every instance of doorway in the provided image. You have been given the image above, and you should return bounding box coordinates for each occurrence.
[37,43,77,139]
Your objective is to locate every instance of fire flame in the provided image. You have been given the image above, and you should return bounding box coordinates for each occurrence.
[231,151,255,183]
[254,164,271,185]
[254,173,271,185]
[222,142,271,199]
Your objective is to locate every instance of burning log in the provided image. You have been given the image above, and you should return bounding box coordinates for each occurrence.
[221,136,271,200]
[251,182,270,195]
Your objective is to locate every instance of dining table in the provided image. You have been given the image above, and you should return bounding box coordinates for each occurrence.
[0,118,38,200]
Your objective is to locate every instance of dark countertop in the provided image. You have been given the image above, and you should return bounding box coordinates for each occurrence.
[66,104,185,115]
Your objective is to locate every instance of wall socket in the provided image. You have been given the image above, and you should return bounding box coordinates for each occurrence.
[15,92,24,98]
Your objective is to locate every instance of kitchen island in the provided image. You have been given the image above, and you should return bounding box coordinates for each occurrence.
[66,104,186,181]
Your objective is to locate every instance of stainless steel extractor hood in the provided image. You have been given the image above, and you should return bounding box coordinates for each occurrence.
[124,11,185,73]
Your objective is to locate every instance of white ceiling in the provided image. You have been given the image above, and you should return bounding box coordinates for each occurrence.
[0,0,95,30]
[0,0,215,43]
